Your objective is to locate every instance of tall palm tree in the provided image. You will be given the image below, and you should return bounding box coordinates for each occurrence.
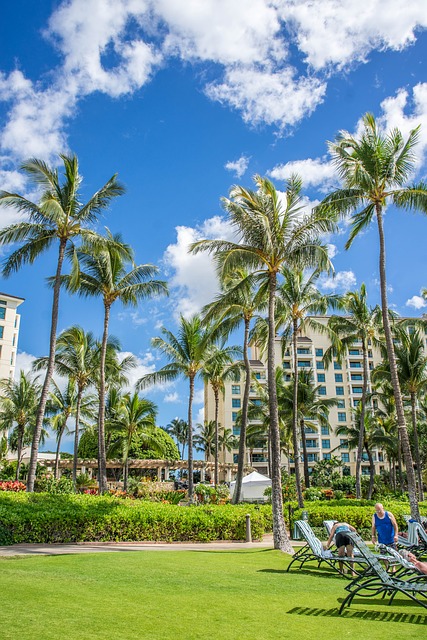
[64,231,167,493]
[317,114,427,518]
[0,371,41,480]
[137,315,217,502]
[323,284,384,498]
[108,392,159,492]
[202,269,265,503]
[373,325,427,500]
[33,325,99,486]
[191,175,335,552]
[194,420,216,461]
[0,155,125,491]
[165,418,188,459]
[201,344,241,485]
[279,368,338,491]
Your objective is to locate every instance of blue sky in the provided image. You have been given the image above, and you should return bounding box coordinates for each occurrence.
[1,1,427,452]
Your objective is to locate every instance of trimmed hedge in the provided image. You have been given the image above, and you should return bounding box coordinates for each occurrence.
[293,500,427,530]
[0,493,273,545]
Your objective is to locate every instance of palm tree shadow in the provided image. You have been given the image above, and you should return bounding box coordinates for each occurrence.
[287,605,427,625]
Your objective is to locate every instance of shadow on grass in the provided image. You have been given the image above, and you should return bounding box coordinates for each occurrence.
[259,566,340,579]
[287,605,427,625]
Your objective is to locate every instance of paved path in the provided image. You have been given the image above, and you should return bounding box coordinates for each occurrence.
[0,535,284,556]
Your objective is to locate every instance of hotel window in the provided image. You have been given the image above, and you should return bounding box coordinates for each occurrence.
[315,348,323,357]
[10,353,13,366]
[353,399,361,407]
[351,373,362,380]
[232,399,241,408]
[305,439,317,448]
[252,399,262,406]
[283,361,291,369]
[12,334,16,346]
[352,386,363,394]
[349,361,362,368]
[322,439,331,449]
[321,425,329,435]
[336,386,344,396]
[340,439,348,449]
[233,427,240,436]
[0,307,5,320]
[349,349,360,356]
[318,386,327,396]
[334,361,342,370]
[232,412,239,421]
[335,373,343,382]
[298,360,311,367]
[341,453,350,463]
[338,412,346,422]
[231,385,240,394]
[316,361,324,370]
[317,373,325,382]
[297,348,310,354]
[323,453,331,460]
[307,453,318,462]
[337,400,345,408]
[0,326,4,339]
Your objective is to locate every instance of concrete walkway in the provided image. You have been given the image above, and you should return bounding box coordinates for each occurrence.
[0,535,283,556]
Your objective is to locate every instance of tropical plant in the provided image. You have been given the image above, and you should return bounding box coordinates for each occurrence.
[0,155,125,491]
[0,371,41,481]
[317,114,427,518]
[63,230,167,493]
[191,174,335,552]
[164,418,188,459]
[323,284,384,498]
[137,315,217,503]
[194,420,216,461]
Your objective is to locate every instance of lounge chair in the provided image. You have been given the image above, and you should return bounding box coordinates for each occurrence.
[339,531,427,614]
[287,520,383,578]
[398,521,427,555]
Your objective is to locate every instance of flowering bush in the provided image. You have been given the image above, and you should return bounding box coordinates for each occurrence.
[83,488,98,495]
[0,480,26,492]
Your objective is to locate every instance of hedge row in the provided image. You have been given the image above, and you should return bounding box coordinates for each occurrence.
[0,493,273,545]
[293,500,427,530]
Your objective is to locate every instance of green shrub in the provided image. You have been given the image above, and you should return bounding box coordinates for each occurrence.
[34,475,74,494]
[0,493,273,545]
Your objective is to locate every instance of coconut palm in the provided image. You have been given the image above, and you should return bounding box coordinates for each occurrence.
[0,155,125,491]
[137,315,217,502]
[108,392,159,492]
[322,284,384,498]
[165,418,188,459]
[63,231,167,493]
[201,344,241,485]
[194,420,216,460]
[0,371,41,480]
[202,269,265,502]
[191,175,335,552]
[317,114,427,518]
[33,325,99,486]
[46,378,96,480]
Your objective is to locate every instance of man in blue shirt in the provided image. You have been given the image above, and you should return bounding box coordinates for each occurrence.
[371,503,398,548]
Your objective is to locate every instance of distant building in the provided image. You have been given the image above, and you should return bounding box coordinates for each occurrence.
[204,316,398,481]
[0,292,24,443]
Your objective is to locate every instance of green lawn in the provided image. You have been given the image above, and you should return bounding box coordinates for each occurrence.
[0,549,425,639]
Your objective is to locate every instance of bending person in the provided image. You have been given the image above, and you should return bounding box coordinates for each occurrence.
[325,521,357,574]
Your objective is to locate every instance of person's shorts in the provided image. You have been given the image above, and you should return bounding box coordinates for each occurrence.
[335,532,353,548]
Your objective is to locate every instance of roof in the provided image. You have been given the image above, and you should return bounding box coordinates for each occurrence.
[0,292,25,302]
[249,360,264,367]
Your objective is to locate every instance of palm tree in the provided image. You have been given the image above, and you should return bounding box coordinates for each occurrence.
[191,175,335,552]
[279,369,338,491]
[0,371,41,480]
[46,379,96,480]
[33,325,99,486]
[137,315,217,502]
[0,155,125,491]
[108,392,159,492]
[323,284,384,498]
[194,420,216,461]
[202,269,264,503]
[201,344,241,485]
[64,231,167,493]
[317,114,427,518]
[165,418,188,459]
[373,325,427,500]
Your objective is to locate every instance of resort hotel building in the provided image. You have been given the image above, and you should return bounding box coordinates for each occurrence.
[204,315,408,480]
[0,292,24,440]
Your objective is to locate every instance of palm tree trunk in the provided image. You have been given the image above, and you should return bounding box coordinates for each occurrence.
[123,458,129,492]
[376,206,420,520]
[214,387,219,486]
[27,239,67,492]
[54,424,65,480]
[300,418,310,489]
[72,389,83,488]
[397,431,404,494]
[410,392,424,501]
[292,319,304,508]
[15,424,24,481]
[355,340,369,498]
[98,303,111,494]
[366,445,375,500]
[187,374,195,502]
[268,271,293,553]
[233,316,251,504]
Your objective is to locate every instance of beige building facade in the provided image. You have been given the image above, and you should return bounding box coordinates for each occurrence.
[0,291,24,441]
[205,316,390,480]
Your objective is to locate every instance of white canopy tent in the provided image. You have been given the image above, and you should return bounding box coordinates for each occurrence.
[229,471,272,502]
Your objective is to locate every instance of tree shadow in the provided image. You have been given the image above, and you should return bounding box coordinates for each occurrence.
[287,605,427,625]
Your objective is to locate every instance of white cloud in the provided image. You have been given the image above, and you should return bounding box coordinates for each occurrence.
[225,155,250,178]
[268,157,337,190]
[406,295,427,310]
[14,351,37,377]
[164,391,179,403]
[326,243,338,259]
[196,406,205,426]
[119,349,158,391]
[320,270,356,291]
[193,388,204,405]
[162,216,236,319]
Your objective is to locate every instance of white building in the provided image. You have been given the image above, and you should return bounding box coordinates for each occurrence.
[0,291,24,442]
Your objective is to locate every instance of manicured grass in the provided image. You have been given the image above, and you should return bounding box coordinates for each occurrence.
[1,550,426,639]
